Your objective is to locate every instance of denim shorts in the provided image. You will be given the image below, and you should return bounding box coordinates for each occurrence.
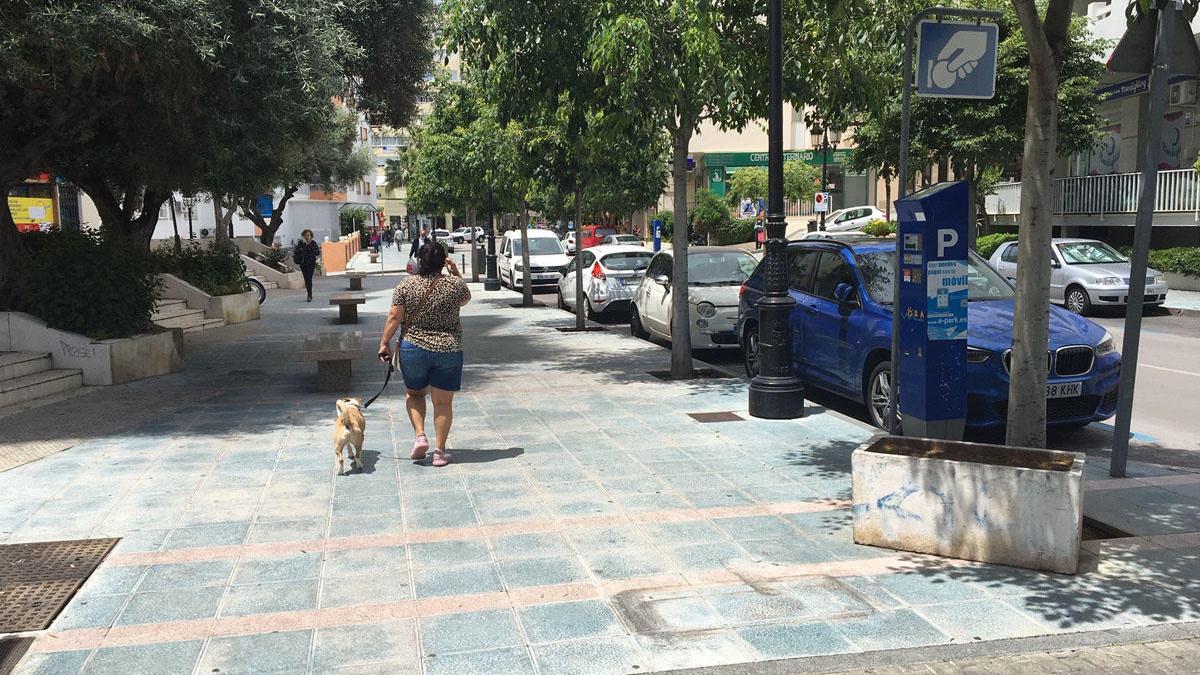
[399,340,464,392]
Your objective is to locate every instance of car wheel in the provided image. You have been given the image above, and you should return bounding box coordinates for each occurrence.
[584,299,598,321]
[1065,286,1091,316]
[630,309,648,339]
[743,326,760,378]
[866,361,899,431]
[557,289,568,310]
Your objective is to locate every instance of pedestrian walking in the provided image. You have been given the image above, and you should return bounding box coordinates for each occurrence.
[379,243,471,467]
[407,227,432,273]
[293,229,321,302]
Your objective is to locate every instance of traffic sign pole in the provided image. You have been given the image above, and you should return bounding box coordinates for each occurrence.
[890,6,1001,437]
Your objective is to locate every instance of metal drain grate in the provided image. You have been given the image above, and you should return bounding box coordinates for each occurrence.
[555,326,608,333]
[0,538,118,633]
[0,637,34,675]
[687,411,745,423]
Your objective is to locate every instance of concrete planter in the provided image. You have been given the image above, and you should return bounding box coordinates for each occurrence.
[241,255,304,289]
[852,436,1084,574]
[159,274,260,324]
[1165,272,1200,292]
[0,312,183,386]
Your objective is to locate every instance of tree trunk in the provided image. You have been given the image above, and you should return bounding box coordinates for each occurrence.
[519,196,533,307]
[251,187,296,246]
[670,124,694,379]
[966,163,978,251]
[0,189,29,310]
[213,193,228,244]
[77,181,163,250]
[883,171,893,221]
[1006,0,1072,448]
[574,183,585,329]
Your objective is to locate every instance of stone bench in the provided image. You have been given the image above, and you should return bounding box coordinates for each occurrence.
[300,331,363,392]
[346,271,367,291]
[329,292,366,324]
[369,252,380,264]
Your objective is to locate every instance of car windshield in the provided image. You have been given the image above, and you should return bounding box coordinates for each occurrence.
[601,251,652,271]
[513,238,563,256]
[688,251,758,286]
[856,251,1014,304]
[1056,241,1127,265]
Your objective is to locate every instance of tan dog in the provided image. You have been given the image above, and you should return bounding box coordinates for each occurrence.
[334,397,366,474]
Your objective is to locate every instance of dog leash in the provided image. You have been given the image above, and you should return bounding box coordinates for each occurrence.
[362,359,394,409]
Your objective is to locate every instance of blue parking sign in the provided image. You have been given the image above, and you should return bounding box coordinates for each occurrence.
[916,20,999,99]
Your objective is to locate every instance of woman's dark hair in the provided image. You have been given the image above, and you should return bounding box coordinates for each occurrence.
[301,229,314,239]
[418,240,447,276]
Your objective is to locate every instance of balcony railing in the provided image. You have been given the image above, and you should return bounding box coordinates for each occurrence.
[987,168,1200,218]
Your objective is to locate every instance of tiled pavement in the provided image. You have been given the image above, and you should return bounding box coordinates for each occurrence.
[1,272,1199,674]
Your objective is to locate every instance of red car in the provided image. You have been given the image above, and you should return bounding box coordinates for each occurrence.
[578,225,617,251]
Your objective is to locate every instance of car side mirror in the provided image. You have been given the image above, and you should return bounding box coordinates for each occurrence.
[834,282,858,307]
[654,274,670,286]
[1050,260,1061,269]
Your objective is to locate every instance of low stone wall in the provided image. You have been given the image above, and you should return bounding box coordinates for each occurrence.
[1166,272,1200,292]
[852,437,1084,574]
[0,312,183,386]
[158,274,261,324]
[242,255,304,289]
[321,237,361,274]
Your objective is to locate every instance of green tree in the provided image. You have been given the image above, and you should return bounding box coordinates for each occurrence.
[726,168,769,207]
[590,0,768,377]
[690,189,732,241]
[784,161,821,203]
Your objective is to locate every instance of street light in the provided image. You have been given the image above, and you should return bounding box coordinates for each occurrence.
[181,195,196,239]
[749,0,805,420]
[809,124,842,231]
[484,184,500,291]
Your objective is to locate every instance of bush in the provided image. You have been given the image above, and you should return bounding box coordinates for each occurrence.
[712,218,756,245]
[1146,246,1200,278]
[19,230,162,340]
[651,209,673,240]
[153,241,249,296]
[262,245,293,272]
[977,233,1019,259]
[862,220,897,237]
[691,189,733,241]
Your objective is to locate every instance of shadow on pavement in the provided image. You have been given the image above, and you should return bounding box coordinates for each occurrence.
[408,448,524,465]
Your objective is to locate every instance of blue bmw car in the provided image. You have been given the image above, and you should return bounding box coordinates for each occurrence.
[738,238,1121,430]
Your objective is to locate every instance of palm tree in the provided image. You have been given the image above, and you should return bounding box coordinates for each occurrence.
[384,148,416,192]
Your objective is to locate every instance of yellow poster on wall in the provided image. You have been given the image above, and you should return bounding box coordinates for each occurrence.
[8,197,56,232]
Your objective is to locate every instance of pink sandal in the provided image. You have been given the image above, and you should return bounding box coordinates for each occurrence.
[431,449,452,467]
[410,434,429,460]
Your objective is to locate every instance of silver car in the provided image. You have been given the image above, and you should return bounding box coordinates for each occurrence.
[989,238,1169,315]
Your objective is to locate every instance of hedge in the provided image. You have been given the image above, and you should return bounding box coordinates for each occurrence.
[977,233,1019,258]
[712,218,755,245]
[862,220,897,237]
[1146,246,1200,278]
[19,229,162,340]
[153,241,250,297]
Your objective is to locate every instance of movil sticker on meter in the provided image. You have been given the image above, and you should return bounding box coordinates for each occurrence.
[926,263,968,341]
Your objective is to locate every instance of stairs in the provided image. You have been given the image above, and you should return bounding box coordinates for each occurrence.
[250,275,279,291]
[152,299,225,333]
[0,352,83,409]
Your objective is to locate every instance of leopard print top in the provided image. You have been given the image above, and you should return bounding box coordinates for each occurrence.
[391,274,470,352]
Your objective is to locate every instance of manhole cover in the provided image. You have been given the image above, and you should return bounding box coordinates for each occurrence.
[647,368,735,381]
[687,411,744,423]
[0,637,33,675]
[0,538,118,632]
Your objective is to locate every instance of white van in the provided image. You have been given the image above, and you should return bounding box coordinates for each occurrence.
[498,229,571,290]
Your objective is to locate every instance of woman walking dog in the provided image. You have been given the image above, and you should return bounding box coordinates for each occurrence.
[379,243,470,467]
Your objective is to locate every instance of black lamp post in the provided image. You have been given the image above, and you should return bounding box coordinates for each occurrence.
[182,195,196,239]
[484,184,500,291]
[809,125,842,231]
[749,0,805,420]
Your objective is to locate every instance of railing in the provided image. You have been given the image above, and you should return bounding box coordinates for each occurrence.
[986,169,1200,217]
[785,199,815,217]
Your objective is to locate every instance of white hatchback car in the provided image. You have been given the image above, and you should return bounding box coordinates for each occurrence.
[824,206,886,232]
[558,244,654,318]
[630,247,759,350]
[601,234,643,246]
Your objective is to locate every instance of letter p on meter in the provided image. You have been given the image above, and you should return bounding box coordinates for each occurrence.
[937,229,959,257]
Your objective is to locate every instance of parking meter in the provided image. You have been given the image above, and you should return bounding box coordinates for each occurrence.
[652,219,662,252]
[894,181,969,441]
